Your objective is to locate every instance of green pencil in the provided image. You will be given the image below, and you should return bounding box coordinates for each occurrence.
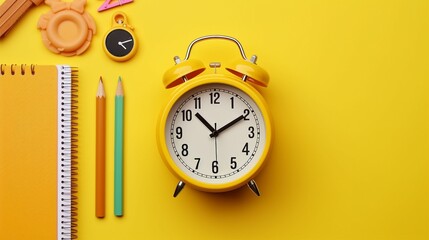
[114,76,124,217]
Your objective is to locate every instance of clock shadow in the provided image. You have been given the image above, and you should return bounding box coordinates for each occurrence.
[192,184,259,211]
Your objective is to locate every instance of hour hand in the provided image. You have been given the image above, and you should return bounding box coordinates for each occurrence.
[118,39,133,49]
[195,113,215,133]
[118,42,126,49]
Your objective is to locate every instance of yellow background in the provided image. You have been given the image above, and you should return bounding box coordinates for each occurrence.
[0,0,428,239]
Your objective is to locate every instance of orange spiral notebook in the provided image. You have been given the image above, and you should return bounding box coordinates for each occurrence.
[0,65,78,239]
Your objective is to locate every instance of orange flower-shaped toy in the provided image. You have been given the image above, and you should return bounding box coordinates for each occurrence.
[37,0,96,56]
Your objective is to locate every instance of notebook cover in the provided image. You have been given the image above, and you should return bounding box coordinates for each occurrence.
[0,65,76,239]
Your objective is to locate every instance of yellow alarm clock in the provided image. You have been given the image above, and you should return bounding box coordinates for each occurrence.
[157,35,271,197]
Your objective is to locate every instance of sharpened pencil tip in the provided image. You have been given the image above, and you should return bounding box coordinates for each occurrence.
[97,78,106,97]
[99,76,103,83]
[116,77,124,96]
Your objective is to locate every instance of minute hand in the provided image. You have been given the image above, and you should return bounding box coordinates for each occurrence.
[210,115,245,138]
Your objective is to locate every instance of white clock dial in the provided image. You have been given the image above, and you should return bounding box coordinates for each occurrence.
[165,83,266,184]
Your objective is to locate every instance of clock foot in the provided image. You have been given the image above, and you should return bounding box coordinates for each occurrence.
[247,179,260,196]
[173,180,185,197]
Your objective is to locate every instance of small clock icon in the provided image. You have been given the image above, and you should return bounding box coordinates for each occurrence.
[103,12,137,62]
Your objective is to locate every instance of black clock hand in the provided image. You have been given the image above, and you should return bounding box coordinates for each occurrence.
[195,112,216,133]
[214,123,218,160]
[210,115,245,138]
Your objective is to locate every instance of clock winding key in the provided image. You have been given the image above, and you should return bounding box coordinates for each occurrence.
[0,0,43,37]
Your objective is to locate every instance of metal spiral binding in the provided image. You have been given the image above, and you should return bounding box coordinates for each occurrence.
[58,65,79,240]
[0,64,36,75]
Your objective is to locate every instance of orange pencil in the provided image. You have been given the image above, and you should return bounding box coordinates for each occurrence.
[96,77,106,218]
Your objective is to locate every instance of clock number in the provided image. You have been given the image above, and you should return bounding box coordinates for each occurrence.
[175,127,183,139]
[248,126,255,138]
[181,144,189,156]
[181,109,192,121]
[209,92,220,104]
[230,157,237,169]
[242,142,250,155]
[230,97,234,109]
[212,160,219,174]
[194,97,201,109]
[243,109,250,121]
[194,158,201,169]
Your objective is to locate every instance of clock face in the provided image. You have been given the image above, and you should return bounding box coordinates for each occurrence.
[165,83,266,185]
[105,29,135,58]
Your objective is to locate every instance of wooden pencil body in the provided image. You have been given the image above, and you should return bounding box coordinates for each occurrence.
[96,87,106,218]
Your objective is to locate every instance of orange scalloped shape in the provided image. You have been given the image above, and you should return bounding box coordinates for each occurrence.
[38,0,96,56]
[70,0,85,13]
